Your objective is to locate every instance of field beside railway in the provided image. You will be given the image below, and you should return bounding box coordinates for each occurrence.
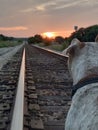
[0,40,22,48]
[43,42,67,52]
[34,42,68,52]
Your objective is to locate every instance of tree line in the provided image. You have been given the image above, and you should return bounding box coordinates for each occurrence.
[28,34,65,46]
[0,34,14,41]
[0,24,98,49]
[0,34,25,43]
[28,25,98,48]
[68,24,98,42]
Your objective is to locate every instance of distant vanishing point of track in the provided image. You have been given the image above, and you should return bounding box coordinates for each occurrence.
[0,44,72,130]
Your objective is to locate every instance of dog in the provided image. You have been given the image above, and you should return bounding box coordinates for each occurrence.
[63,35,98,130]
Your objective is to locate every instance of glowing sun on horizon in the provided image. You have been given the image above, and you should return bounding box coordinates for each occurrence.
[42,32,55,38]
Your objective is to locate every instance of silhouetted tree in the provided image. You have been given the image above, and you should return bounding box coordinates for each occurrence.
[28,34,43,44]
[34,34,43,43]
[0,34,14,41]
[54,36,65,44]
[68,25,98,42]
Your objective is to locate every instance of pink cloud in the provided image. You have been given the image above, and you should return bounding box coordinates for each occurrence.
[0,26,28,31]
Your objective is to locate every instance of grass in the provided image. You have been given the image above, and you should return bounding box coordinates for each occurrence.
[38,41,69,52]
[0,40,22,48]
[48,44,64,51]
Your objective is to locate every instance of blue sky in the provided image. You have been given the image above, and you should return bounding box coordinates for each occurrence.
[0,0,98,37]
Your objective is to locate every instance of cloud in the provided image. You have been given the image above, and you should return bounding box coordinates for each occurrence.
[20,1,57,13]
[54,1,81,9]
[52,0,98,10]
[0,0,98,37]
[0,26,28,31]
[35,1,56,11]
[19,0,98,16]
[20,8,34,13]
[82,0,98,7]
[19,0,98,15]
[53,30,73,37]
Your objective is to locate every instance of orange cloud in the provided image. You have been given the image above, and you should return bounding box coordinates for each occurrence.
[0,26,28,31]
[53,30,73,37]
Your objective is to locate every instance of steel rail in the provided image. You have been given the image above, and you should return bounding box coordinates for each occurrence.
[10,48,25,130]
[32,45,68,58]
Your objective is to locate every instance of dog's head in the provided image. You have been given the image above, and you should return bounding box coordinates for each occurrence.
[62,35,98,84]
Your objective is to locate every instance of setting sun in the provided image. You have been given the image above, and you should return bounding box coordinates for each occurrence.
[42,32,55,38]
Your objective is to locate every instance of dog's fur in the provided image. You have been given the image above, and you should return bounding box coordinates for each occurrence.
[62,35,98,130]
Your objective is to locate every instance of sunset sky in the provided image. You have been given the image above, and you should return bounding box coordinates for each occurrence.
[0,0,98,38]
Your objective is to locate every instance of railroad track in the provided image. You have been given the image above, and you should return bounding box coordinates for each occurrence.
[0,47,24,130]
[0,44,72,130]
[24,45,72,130]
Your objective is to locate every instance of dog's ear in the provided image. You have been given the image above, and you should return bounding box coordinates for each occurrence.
[66,38,85,56]
[95,35,98,42]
